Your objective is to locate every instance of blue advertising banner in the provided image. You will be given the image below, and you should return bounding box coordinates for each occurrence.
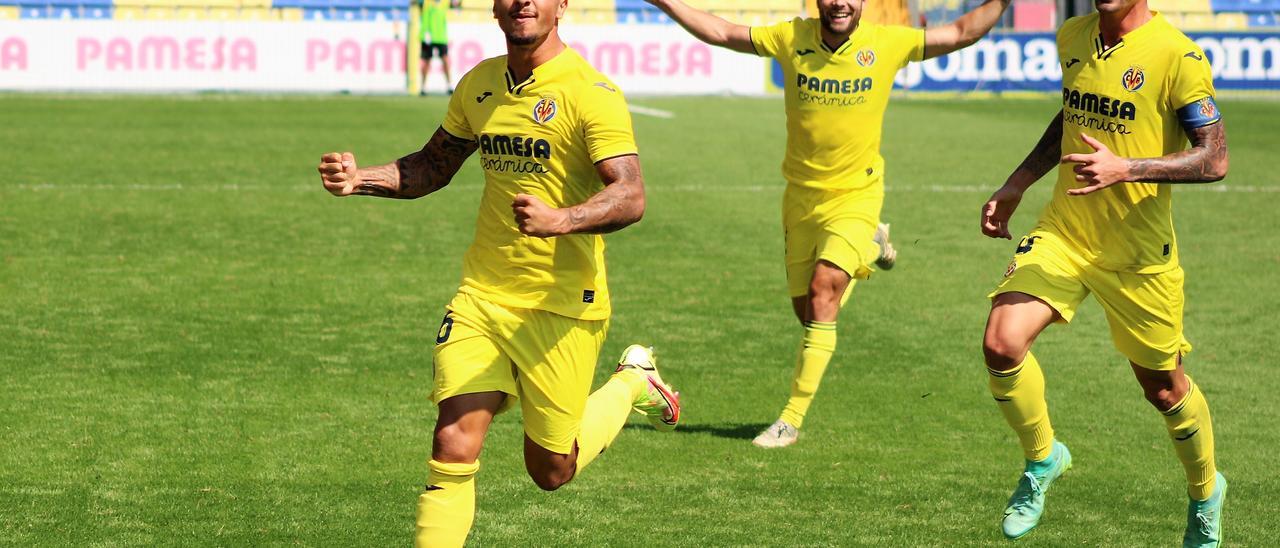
[771,32,1280,92]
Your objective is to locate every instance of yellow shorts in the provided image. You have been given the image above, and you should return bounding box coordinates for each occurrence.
[431,292,609,454]
[990,229,1192,370]
[782,182,884,298]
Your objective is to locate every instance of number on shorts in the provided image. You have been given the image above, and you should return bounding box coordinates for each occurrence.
[1015,236,1041,255]
[436,313,454,344]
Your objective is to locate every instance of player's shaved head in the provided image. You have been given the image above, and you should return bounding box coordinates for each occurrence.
[817,0,864,37]
[493,0,567,47]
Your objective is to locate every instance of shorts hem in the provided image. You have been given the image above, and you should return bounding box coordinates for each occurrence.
[988,288,1075,323]
[525,433,578,456]
[432,385,517,407]
[816,249,873,281]
[1126,344,1192,372]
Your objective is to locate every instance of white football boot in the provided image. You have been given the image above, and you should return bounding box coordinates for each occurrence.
[752,419,799,448]
[615,345,681,431]
[874,222,897,270]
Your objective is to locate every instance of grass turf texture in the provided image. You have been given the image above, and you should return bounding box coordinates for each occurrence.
[1,94,1276,546]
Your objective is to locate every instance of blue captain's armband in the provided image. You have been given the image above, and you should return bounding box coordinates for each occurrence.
[1177,97,1221,130]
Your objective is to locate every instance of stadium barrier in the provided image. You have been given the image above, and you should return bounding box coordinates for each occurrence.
[0,20,763,93]
[878,31,1280,91]
[2,21,1277,93]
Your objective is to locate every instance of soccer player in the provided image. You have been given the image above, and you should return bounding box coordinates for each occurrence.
[978,0,1229,543]
[419,0,458,95]
[646,0,1012,448]
[318,1,681,545]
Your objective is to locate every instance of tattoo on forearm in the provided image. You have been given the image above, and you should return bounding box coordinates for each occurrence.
[1014,110,1064,182]
[352,162,400,197]
[354,127,477,199]
[563,155,645,234]
[1126,122,1228,183]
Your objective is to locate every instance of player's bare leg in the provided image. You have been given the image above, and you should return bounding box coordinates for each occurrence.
[756,261,850,448]
[983,292,1070,539]
[805,260,852,324]
[442,53,454,93]
[524,345,680,489]
[523,435,578,491]
[419,56,431,96]
[982,292,1055,372]
[1130,360,1224,546]
[417,391,505,547]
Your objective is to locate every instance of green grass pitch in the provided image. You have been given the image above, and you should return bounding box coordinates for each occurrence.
[1,93,1276,546]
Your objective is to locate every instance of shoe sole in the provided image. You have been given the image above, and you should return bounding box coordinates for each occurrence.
[1214,474,1228,548]
[644,376,680,430]
[751,436,797,449]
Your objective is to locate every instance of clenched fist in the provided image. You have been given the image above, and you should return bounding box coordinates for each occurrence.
[512,193,569,237]
[318,152,360,196]
[981,184,1023,240]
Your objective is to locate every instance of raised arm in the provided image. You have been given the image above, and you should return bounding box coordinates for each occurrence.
[512,154,646,237]
[645,0,755,54]
[1062,123,1228,195]
[318,126,478,199]
[923,0,1011,59]
[981,110,1063,239]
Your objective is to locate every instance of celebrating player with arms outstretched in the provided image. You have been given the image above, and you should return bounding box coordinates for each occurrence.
[978,0,1229,544]
[647,0,1011,448]
[318,1,681,545]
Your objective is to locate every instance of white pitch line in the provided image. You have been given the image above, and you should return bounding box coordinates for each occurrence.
[628,104,676,119]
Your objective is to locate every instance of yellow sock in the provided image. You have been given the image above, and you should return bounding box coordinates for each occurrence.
[415,459,479,548]
[575,373,639,472]
[988,352,1055,462]
[1163,377,1217,500]
[779,321,837,429]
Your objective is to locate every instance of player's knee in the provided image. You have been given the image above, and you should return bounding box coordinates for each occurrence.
[526,461,575,491]
[432,423,483,463]
[807,279,844,313]
[808,269,846,297]
[982,330,1026,371]
[1143,390,1181,412]
[1140,383,1185,412]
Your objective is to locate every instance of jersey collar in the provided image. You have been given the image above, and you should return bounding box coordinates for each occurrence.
[1092,11,1163,60]
[810,18,860,57]
[504,47,577,95]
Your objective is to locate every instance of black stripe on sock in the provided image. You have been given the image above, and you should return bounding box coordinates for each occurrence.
[1175,428,1200,442]
[1163,384,1197,417]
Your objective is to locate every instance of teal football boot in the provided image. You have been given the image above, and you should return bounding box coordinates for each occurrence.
[1001,440,1072,540]
[1183,472,1227,548]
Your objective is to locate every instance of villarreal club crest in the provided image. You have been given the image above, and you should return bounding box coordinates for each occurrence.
[1198,97,1217,119]
[1121,66,1145,92]
[856,49,876,68]
[533,97,558,124]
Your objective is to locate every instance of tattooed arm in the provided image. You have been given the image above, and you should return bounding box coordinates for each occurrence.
[981,110,1063,239]
[1062,122,1228,196]
[318,127,478,199]
[511,154,646,237]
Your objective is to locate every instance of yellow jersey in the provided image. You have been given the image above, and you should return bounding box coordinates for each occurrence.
[751,18,925,190]
[1042,12,1217,273]
[442,48,637,320]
